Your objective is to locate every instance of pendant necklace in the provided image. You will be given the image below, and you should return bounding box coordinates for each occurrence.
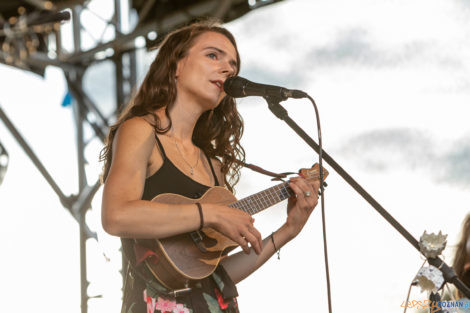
[174,138,200,176]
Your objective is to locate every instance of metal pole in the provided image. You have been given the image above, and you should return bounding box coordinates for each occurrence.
[74,82,89,313]
[0,105,69,206]
[71,5,90,313]
[114,0,125,112]
[114,0,127,292]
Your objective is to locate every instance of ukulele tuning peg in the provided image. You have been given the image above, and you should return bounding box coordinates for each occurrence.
[323,182,328,187]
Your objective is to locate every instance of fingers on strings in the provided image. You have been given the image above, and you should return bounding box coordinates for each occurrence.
[289,177,318,209]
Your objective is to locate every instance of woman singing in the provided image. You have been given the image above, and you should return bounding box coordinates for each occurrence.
[100,20,320,313]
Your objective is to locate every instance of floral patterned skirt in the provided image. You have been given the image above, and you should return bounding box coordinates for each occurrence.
[121,262,240,313]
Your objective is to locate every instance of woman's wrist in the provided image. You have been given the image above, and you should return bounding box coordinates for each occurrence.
[195,203,204,230]
[276,223,299,243]
[199,203,217,228]
[275,223,297,246]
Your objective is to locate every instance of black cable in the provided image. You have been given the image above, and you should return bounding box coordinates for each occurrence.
[306,94,332,313]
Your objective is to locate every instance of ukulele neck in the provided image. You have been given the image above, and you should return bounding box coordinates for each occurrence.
[228,182,292,215]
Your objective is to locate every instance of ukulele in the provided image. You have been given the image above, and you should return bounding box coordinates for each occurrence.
[135,163,328,290]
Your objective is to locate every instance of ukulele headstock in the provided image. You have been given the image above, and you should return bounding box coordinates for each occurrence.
[299,163,329,183]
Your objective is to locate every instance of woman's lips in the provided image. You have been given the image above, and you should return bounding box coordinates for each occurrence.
[210,80,224,91]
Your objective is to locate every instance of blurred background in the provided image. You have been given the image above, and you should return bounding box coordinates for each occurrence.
[0,0,469,312]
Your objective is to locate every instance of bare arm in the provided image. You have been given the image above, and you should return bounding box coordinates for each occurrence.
[101,117,261,249]
[221,176,320,284]
[101,117,204,238]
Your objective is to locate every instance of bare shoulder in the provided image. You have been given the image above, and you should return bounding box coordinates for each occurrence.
[113,116,156,162]
[118,116,154,137]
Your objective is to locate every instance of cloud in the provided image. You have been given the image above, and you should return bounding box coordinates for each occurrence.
[338,128,434,170]
[456,0,470,11]
[303,28,434,68]
[442,138,470,185]
[311,28,375,65]
[240,63,305,89]
[337,128,470,188]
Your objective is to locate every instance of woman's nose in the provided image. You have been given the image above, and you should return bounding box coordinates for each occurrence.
[219,61,234,77]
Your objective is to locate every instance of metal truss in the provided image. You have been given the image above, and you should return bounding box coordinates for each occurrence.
[0,1,284,313]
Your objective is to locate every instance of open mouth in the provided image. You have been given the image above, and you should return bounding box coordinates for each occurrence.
[211,80,223,91]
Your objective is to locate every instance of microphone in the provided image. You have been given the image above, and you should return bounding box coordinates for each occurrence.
[224,76,307,100]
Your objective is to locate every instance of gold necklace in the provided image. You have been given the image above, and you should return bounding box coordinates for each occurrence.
[173,138,200,176]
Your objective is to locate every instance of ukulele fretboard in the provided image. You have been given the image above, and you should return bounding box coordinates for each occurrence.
[228,182,292,215]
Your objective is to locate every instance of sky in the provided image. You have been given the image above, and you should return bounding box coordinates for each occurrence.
[1,0,470,312]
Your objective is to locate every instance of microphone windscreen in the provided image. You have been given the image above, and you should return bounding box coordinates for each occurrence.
[224,76,250,98]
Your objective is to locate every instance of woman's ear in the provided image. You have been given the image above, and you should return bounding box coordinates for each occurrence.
[175,56,187,79]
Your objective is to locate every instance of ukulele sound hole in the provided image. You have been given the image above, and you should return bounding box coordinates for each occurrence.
[201,232,217,248]
[190,231,217,252]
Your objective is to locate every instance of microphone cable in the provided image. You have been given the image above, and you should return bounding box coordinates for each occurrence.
[306,94,333,313]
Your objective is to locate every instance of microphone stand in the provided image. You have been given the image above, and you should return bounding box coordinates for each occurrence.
[262,95,470,299]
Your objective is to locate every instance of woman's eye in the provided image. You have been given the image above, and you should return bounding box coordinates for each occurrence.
[207,53,217,59]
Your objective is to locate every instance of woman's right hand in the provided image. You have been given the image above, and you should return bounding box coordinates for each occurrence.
[203,204,263,255]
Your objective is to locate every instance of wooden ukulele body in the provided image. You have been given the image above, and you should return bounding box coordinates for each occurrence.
[135,164,328,290]
[137,186,238,290]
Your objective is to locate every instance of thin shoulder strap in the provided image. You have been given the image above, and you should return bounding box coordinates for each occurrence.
[154,133,167,160]
[205,152,220,186]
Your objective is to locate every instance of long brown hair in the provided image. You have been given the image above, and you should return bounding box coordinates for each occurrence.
[453,214,470,297]
[100,20,244,192]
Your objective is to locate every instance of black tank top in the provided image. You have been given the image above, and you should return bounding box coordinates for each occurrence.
[123,133,220,264]
[141,134,220,201]
[121,134,239,313]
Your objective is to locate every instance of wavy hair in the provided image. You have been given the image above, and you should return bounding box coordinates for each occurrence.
[100,20,244,192]
[453,214,470,297]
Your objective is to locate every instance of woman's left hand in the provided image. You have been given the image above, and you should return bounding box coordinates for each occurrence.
[285,176,321,238]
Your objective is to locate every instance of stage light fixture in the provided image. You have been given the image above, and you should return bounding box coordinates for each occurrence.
[0,2,71,75]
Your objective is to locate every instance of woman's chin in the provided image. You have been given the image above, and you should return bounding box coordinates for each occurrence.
[198,95,223,110]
